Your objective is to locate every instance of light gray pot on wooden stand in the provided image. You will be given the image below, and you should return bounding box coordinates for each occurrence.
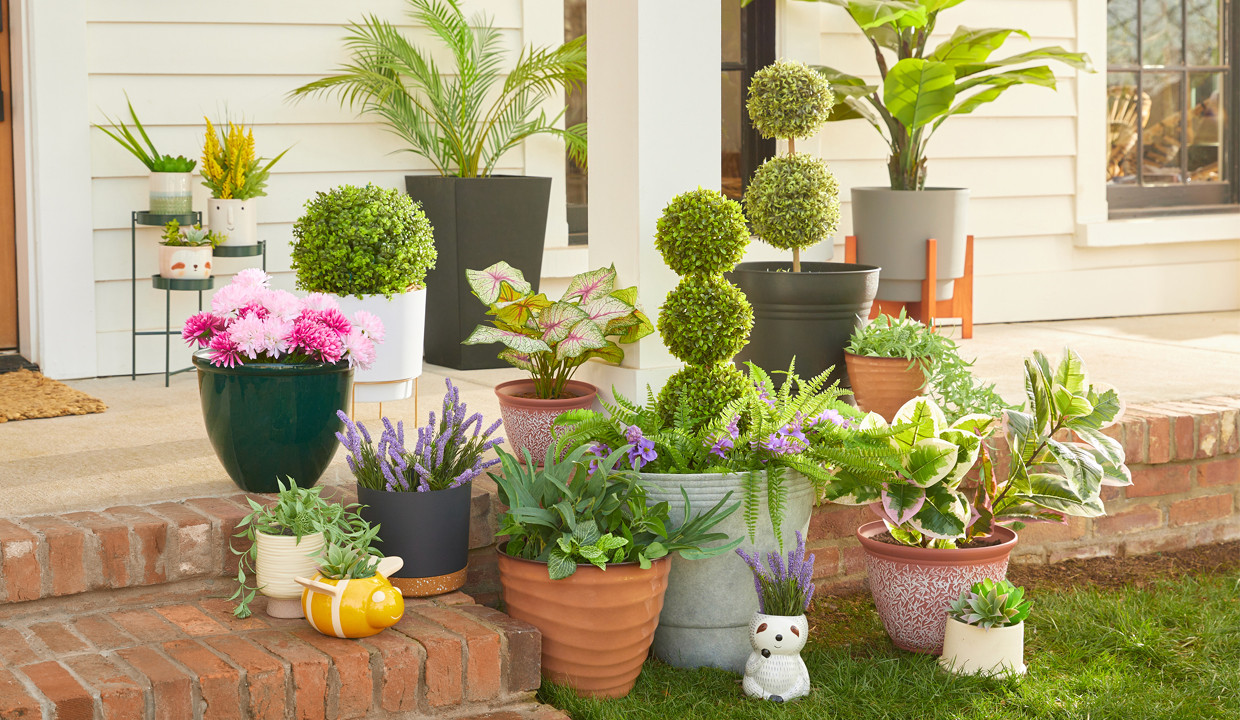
[639,470,813,674]
[851,187,969,302]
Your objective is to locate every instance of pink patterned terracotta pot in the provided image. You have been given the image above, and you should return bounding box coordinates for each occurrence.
[857,520,1018,655]
[495,379,597,461]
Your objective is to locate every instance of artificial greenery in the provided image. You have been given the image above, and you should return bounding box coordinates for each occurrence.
[291,183,437,299]
[949,578,1032,629]
[159,220,222,248]
[658,274,754,367]
[289,0,586,177]
[656,363,750,429]
[654,188,753,423]
[95,94,197,173]
[230,478,374,618]
[492,444,743,580]
[464,262,653,399]
[744,153,840,253]
[802,0,1092,190]
[201,118,289,200]
[737,531,816,616]
[746,59,836,141]
[654,186,751,276]
[316,521,383,580]
[846,311,1012,423]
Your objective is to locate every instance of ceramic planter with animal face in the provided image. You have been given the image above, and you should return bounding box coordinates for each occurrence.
[158,245,212,279]
[295,556,405,639]
[743,612,811,702]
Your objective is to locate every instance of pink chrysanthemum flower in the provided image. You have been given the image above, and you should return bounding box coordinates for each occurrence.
[182,312,226,348]
[315,309,352,335]
[343,328,377,370]
[236,301,270,320]
[302,293,340,313]
[207,332,242,368]
[291,317,345,364]
[233,268,271,290]
[259,316,293,357]
[260,289,301,321]
[211,282,259,316]
[350,310,385,343]
[228,314,267,359]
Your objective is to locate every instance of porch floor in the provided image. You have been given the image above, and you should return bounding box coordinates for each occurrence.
[1,311,1237,518]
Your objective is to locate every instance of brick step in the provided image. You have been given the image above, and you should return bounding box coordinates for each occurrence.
[0,577,548,719]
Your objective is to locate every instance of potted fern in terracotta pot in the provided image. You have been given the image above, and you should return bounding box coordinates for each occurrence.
[492,443,741,699]
[463,261,653,459]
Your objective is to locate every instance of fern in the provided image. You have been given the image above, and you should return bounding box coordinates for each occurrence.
[743,469,761,544]
[766,466,786,553]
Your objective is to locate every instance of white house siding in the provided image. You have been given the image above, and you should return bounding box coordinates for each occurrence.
[761,0,1240,324]
[83,0,571,377]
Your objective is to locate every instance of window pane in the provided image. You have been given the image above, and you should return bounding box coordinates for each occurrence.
[1187,72,1225,182]
[722,70,744,200]
[1186,0,1223,65]
[1108,0,1139,66]
[1141,72,1185,184]
[1141,0,1183,65]
[1108,72,1142,182]
[722,0,742,66]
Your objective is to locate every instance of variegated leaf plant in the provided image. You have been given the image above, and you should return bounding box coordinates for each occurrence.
[464,261,654,399]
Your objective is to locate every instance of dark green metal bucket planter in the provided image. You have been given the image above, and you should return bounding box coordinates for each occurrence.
[193,352,353,493]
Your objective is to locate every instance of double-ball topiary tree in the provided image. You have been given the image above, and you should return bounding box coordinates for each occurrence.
[654,189,754,428]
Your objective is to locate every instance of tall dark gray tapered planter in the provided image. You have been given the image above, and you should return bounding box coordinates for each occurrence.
[406,175,551,370]
[729,261,880,388]
[357,482,471,597]
[852,187,968,302]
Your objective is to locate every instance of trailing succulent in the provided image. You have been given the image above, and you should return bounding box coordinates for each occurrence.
[492,443,742,580]
[948,579,1032,629]
[160,220,222,248]
[291,183,437,299]
[653,188,753,426]
[316,520,384,580]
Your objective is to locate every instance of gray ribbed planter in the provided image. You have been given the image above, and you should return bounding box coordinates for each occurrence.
[639,470,813,674]
[851,187,968,302]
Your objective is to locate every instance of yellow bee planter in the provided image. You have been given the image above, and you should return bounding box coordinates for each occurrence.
[295,556,405,639]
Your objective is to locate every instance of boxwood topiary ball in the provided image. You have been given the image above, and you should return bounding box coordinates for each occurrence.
[659,275,754,366]
[656,363,749,430]
[291,183,437,299]
[744,153,840,252]
[747,59,835,141]
[655,188,751,277]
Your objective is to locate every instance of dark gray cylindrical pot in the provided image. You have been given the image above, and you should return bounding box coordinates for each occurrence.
[639,470,813,674]
[406,174,552,370]
[851,187,969,302]
[357,482,471,597]
[729,261,880,388]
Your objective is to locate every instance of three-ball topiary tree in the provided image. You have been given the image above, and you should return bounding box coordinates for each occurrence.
[743,59,840,272]
[654,188,753,427]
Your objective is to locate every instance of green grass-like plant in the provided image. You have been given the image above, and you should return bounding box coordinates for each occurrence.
[95,94,197,173]
[744,152,840,253]
[291,183,437,299]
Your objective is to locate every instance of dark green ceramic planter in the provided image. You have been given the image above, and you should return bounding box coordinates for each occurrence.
[193,352,353,493]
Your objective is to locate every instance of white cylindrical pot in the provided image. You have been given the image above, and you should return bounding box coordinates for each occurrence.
[335,288,427,402]
[208,197,260,246]
[149,172,193,215]
[158,245,213,279]
[255,530,325,618]
[939,617,1026,676]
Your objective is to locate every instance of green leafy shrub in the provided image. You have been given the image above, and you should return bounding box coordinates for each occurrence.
[291,184,436,299]
[656,363,750,427]
[654,188,751,276]
[949,579,1032,629]
[658,275,754,367]
[744,153,840,252]
[746,59,835,141]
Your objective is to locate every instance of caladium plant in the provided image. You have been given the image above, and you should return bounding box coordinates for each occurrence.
[464,261,654,399]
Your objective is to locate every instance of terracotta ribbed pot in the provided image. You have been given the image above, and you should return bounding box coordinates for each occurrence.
[495,379,597,460]
[844,353,927,421]
[497,548,670,698]
[856,520,1017,654]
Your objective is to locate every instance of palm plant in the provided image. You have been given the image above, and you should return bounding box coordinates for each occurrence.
[289,0,587,177]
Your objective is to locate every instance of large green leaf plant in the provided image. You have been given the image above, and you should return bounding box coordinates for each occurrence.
[803,0,1093,190]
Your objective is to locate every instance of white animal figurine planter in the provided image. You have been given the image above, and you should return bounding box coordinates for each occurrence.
[743,612,811,702]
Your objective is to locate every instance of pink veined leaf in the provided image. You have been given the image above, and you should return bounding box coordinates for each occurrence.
[463,325,550,354]
[466,261,531,305]
[562,266,617,304]
[555,319,608,362]
[498,348,536,372]
[583,295,634,327]
[538,302,590,344]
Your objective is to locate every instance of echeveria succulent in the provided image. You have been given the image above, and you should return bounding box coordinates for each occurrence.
[948,578,1032,629]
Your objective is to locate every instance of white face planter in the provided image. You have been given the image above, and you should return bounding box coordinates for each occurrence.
[742,612,811,702]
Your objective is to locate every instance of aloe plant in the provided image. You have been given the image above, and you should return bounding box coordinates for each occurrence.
[800,0,1093,190]
[948,578,1031,629]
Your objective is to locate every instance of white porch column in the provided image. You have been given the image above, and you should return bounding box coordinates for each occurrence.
[579,0,721,401]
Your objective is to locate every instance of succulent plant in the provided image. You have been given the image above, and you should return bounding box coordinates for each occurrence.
[948,579,1032,629]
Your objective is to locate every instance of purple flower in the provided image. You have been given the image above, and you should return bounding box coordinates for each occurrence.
[628,438,657,471]
[588,442,611,473]
[816,408,850,429]
[725,415,740,439]
[738,532,816,615]
[708,435,733,459]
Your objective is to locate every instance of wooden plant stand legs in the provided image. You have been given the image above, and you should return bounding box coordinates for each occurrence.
[844,234,974,339]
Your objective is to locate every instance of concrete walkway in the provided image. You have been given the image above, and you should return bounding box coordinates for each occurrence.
[1,311,1237,518]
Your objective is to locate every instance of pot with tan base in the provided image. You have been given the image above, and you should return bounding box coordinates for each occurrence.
[496,379,597,459]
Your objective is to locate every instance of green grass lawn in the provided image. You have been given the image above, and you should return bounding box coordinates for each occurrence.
[539,572,1240,720]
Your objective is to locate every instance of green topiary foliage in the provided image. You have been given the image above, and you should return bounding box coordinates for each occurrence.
[291,183,437,299]
[655,189,751,276]
[656,363,749,427]
[746,59,835,141]
[658,275,754,366]
[745,153,840,252]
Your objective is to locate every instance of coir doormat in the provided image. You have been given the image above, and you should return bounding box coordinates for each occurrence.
[0,369,107,423]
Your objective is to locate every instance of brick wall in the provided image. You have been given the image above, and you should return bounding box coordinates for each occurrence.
[809,396,1240,592]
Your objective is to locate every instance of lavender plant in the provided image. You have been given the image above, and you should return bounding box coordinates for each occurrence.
[336,378,503,492]
[737,531,816,616]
